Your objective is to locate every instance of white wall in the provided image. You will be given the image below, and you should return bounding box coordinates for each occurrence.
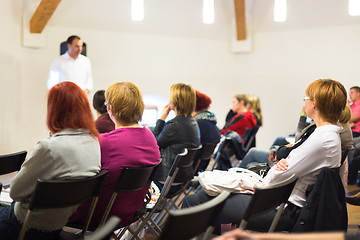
[1,0,360,155]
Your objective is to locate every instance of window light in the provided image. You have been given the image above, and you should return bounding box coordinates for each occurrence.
[349,0,360,16]
[274,0,287,22]
[203,0,214,24]
[131,0,144,21]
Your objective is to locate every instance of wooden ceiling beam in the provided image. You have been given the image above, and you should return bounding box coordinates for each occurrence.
[234,0,247,40]
[30,0,62,33]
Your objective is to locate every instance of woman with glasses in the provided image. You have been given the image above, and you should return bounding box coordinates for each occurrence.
[183,79,348,233]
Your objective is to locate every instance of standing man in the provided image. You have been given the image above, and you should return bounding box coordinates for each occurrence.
[349,86,360,137]
[47,35,93,95]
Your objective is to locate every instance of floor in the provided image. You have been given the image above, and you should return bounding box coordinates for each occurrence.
[347,184,360,233]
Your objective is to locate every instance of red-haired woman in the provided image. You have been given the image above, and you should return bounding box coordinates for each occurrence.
[193,90,221,172]
[0,82,101,240]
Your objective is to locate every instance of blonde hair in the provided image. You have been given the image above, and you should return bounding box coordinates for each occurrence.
[234,94,248,106]
[170,83,196,117]
[248,95,263,126]
[105,82,144,124]
[339,105,351,125]
[305,79,347,124]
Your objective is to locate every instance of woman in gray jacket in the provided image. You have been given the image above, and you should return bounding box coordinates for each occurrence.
[0,82,101,240]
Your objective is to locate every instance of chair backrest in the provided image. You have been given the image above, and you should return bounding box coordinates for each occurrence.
[171,147,202,184]
[193,143,217,174]
[98,162,161,226]
[0,150,27,175]
[128,148,201,239]
[243,127,259,152]
[210,137,232,170]
[240,174,297,232]
[159,191,230,240]
[88,216,121,240]
[18,170,108,240]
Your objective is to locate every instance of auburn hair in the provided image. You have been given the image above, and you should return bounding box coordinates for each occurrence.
[47,82,99,137]
[305,79,347,124]
[195,90,212,112]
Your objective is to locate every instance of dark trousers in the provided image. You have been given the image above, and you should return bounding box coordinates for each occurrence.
[0,202,61,240]
[182,190,301,234]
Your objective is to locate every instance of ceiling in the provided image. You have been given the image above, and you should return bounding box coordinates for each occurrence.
[24,0,360,40]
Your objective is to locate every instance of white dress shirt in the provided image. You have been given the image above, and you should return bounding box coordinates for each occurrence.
[47,52,93,91]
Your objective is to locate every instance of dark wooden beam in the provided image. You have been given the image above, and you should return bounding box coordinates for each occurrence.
[234,0,247,40]
[30,0,62,33]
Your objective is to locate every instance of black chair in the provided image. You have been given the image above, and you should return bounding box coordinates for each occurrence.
[193,143,218,174]
[178,143,219,206]
[130,147,201,239]
[88,217,121,240]
[100,162,161,239]
[159,191,230,240]
[18,170,108,240]
[0,150,27,175]
[210,137,232,170]
[243,127,260,152]
[239,174,297,232]
[157,147,202,217]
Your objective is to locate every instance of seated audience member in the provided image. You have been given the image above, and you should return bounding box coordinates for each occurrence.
[152,83,200,191]
[246,95,263,128]
[193,90,221,172]
[68,82,161,227]
[0,82,101,240]
[239,106,353,170]
[215,95,257,170]
[348,137,360,185]
[183,79,347,233]
[349,86,360,137]
[245,94,263,148]
[337,106,353,187]
[213,228,359,240]
[93,90,115,133]
[221,94,257,138]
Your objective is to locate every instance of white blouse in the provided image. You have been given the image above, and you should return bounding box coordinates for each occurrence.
[262,124,341,207]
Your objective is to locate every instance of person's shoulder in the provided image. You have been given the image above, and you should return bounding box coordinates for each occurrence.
[78,54,90,62]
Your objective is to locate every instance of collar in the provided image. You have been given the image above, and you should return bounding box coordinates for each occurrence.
[51,129,91,138]
[315,124,341,134]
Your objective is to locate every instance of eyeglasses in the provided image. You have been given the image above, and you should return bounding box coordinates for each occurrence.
[303,96,310,101]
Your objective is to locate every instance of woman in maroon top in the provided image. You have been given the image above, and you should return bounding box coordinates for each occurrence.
[93,90,115,133]
[68,82,161,227]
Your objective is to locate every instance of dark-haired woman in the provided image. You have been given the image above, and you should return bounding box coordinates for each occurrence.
[93,90,115,133]
[0,82,101,240]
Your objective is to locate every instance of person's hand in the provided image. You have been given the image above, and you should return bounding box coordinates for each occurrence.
[275,159,288,171]
[160,104,172,121]
[212,229,253,240]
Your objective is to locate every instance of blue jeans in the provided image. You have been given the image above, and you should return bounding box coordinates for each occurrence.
[238,148,268,168]
[0,202,61,240]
